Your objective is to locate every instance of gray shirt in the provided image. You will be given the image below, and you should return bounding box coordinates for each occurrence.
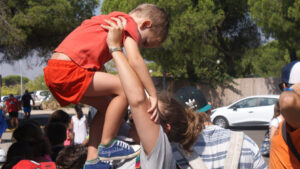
[116,126,176,169]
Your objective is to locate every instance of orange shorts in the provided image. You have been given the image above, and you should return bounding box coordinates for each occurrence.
[44,59,95,106]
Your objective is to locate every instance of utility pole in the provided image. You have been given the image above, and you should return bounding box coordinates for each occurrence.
[19,61,23,95]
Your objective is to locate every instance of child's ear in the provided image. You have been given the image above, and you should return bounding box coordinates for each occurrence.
[140,20,152,30]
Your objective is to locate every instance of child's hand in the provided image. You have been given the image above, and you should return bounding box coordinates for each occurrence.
[101,16,127,48]
[148,96,159,123]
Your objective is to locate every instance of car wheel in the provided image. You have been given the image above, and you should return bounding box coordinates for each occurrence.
[213,117,229,128]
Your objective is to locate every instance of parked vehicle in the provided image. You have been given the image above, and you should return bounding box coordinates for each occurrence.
[31,90,50,109]
[211,95,279,128]
[40,94,53,110]
[0,96,9,103]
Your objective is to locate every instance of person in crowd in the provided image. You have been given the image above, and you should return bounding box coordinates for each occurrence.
[13,121,52,162]
[45,122,67,161]
[0,101,8,143]
[4,94,19,129]
[48,109,74,146]
[164,87,267,169]
[21,89,35,120]
[260,101,284,157]
[269,60,300,168]
[84,17,176,168]
[1,141,35,169]
[269,101,284,140]
[43,2,168,161]
[56,144,87,169]
[71,104,88,145]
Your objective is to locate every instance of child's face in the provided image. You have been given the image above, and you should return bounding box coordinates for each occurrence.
[139,29,161,48]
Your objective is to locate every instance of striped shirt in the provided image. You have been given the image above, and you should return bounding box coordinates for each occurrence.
[172,125,267,169]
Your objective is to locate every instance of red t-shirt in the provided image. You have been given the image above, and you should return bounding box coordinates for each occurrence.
[55,11,140,71]
[5,98,19,112]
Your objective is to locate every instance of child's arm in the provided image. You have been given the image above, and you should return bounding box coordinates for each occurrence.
[124,37,159,121]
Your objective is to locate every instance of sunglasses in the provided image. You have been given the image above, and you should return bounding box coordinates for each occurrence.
[278,82,294,91]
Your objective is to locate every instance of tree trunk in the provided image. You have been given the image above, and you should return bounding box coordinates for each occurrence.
[186,60,197,82]
[288,48,297,61]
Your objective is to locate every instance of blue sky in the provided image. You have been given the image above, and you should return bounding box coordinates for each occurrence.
[0,1,102,80]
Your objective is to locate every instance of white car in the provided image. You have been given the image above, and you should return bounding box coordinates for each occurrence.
[211,95,279,128]
[31,90,50,109]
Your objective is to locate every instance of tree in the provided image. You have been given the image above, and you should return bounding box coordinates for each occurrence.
[25,75,49,92]
[102,0,261,85]
[249,0,300,61]
[241,41,290,77]
[0,0,99,61]
[2,75,29,86]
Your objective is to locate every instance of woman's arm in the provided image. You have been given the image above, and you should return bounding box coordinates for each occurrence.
[101,17,160,155]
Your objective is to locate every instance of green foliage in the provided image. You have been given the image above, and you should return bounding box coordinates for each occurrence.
[2,75,29,86]
[249,0,300,61]
[102,0,261,85]
[25,75,49,92]
[0,0,99,61]
[1,84,21,96]
[147,62,163,77]
[241,41,290,77]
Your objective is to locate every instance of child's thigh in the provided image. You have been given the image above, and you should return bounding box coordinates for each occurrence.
[84,72,123,97]
[80,96,111,112]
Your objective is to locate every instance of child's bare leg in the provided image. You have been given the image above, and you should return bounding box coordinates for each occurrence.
[80,96,110,161]
[83,72,128,145]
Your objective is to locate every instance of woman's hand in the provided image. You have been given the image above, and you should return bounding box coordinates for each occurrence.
[101,16,127,48]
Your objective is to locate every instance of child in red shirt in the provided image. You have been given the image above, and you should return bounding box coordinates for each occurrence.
[44,3,169,161]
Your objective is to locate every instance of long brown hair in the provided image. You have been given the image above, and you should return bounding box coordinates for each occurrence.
[158,93,204,153]
[273,101,281,119]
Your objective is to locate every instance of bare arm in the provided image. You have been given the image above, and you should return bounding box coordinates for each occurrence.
[112,50,159,154]
[124,37,156,98]
[280,83,300,129]
[124,38,158,117]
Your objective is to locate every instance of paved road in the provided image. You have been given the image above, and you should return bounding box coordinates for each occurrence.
[0,108,270,164]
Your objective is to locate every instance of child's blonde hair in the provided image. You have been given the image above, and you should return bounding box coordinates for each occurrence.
[130,3,169,43]
[158,93,204,154]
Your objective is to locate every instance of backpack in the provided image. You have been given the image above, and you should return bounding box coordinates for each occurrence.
[177,131,243,169]
[13,160,56,169]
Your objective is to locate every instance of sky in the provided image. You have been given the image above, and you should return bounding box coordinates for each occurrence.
[0,55,47,80]
[0,1,102,80]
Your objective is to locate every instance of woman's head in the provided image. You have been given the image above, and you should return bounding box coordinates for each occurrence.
[158,93,204,153]
[13,121,51,160]
[49,110,71,126]
[74,104,84,119]
[56,144,87,169]
[2,141,34,169]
